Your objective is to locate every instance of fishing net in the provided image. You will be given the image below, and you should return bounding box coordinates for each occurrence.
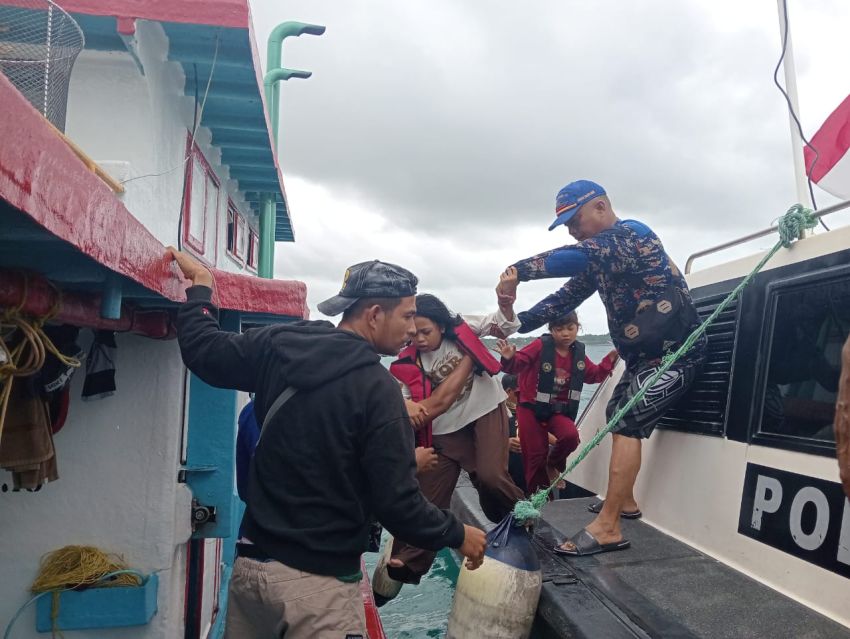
[0,0,84,131]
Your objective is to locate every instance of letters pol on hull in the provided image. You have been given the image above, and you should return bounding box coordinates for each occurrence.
[738,463,850,579]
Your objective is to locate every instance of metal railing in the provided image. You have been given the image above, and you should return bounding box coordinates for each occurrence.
[685,198,850,274]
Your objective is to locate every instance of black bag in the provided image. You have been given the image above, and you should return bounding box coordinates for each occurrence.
[617,284,697,359]
[602,224,698,360]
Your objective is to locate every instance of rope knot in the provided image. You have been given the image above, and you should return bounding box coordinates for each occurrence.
[777,204,817,248]
[511,490,550,524]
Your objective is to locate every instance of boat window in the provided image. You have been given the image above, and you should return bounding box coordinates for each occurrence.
[182,136,220,262]
[204,173,219,258]
[236,214,249,261]
[247,230,259,271]
[184,156,206,253]
[226,205,236,254]
[657,292,738,436]
[755,273,849,449]
[226,201,248,265]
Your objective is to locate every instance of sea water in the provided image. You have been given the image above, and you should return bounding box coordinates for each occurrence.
[375,342,614,637]
[363,539,459,638]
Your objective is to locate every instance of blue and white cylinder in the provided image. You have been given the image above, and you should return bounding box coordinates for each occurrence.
[446,517,542,638]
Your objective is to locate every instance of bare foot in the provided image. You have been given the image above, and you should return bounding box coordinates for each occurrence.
[555,528,629,554]
[556,538,585,553]
[555,526,625,552]
[592,498,640,515]
[546,465,566,490]
[388,558,404,569]
[583,519,623,546]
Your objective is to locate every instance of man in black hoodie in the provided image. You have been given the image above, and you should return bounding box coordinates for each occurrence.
[167,249,486,639]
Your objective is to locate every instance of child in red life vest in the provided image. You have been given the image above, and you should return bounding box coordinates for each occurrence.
[495,312,618,495]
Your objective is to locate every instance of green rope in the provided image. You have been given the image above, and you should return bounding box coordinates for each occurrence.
[512,204,818,523]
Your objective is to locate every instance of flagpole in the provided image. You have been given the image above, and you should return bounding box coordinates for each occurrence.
[776,0,813,208]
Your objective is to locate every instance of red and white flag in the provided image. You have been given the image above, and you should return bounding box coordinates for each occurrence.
[804,94,850,199]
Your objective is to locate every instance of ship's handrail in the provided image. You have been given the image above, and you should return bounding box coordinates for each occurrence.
[685,198,850,274]
[575,372,615,431]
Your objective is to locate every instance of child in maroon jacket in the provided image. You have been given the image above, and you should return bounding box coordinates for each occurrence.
[496,312,618,494]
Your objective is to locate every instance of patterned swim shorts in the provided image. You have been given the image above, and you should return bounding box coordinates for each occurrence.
[606,362,699,439]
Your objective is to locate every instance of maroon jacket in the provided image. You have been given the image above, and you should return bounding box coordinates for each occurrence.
[502,338,615,406]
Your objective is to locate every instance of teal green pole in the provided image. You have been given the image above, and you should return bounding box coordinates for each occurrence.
[266,22,325,143]
[263,68,312,143]
[258,195,275,278]
[259,21,324,278]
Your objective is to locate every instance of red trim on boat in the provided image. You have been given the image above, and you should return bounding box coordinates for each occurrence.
[360,559,387,639]
[0,0,250,29]
[0,271,174,338]
[0,74,308,319]
[115,16,136,36]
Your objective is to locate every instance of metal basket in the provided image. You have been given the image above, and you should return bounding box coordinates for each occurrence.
[0,0,84,131]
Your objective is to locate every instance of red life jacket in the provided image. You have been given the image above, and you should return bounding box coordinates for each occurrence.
[453,322,502,375]
[390,350,433,447]
[389,321,502,446]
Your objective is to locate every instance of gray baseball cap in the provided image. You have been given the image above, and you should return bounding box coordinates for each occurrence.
[317,260,419,316]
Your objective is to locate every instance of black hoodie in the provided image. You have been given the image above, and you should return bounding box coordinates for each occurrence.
[177,286,465,576]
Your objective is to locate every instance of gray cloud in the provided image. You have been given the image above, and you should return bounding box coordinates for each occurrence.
[255,1,850,330]
[257,2,802,230]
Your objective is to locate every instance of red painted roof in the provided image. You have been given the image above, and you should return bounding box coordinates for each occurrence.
[28,0,251,29]
[0,72,308,319]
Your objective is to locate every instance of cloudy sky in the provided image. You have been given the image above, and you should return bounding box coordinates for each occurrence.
[250,0,850,334]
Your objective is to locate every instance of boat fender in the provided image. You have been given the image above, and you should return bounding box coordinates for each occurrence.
[371,536,403,608]
[446,515,542,639]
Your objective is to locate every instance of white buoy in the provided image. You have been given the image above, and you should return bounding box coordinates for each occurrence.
[446,516,542,639]
[371,535,403,607]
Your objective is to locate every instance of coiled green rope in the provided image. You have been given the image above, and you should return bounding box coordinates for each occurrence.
[512,204,818,523]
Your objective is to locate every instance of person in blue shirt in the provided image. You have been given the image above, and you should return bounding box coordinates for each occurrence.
[506,180,706,556]
[235,399,259,506]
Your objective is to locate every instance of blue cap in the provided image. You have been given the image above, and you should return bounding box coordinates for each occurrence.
[548,180,606,231]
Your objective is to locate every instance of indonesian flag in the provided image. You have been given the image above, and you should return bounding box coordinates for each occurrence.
[804,94,850,199]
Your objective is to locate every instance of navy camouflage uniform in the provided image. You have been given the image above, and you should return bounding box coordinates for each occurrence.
[512,219,706,438]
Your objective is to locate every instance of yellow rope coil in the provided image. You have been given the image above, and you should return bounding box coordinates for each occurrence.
[0,275,81,445]
[31,545,142,593]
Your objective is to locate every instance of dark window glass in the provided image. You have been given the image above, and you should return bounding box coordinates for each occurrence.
[248,231,259,269]
[758,276,850,446]
[226,207,236,254]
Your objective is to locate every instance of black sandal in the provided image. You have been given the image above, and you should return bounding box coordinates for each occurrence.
[553,529,631,556]
[587,500,642,519]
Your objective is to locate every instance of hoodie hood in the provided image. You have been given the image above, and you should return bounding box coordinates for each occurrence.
[264,321,380,391]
